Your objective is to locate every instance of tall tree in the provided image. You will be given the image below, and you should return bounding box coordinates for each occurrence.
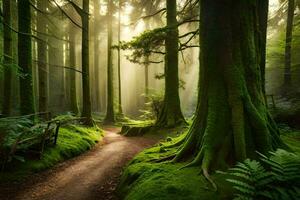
[94,0,101,112]
[18,0,35,115]
[104,0,116,123]
[173,1,285,181]
[37,0,49,117]
[156,0,185,127]
[117,0,124,116]
[284,0,295,87]
[258,0,269,95]
[81,0,93,125]
[1,0,13,117]
[69,26,79,114]
[68,0,93,124]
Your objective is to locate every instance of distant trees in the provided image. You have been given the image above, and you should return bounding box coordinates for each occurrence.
[117,0,124,116]
[18,0,35,115]
[284,0,295,87]
[1,0,13,117]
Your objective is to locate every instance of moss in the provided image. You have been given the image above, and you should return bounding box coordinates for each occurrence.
[0,124,103,183]
[118,127,300,200]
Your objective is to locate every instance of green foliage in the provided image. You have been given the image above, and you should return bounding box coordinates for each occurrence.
[118,27,167,64]
[225,149,300,200]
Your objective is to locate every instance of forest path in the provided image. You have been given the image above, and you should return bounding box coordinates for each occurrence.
[0,126,158,200]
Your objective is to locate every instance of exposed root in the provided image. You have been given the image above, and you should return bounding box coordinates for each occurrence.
[202,168,217,192]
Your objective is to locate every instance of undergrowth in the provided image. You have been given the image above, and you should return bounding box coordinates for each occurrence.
[118,127,300,200]
[0,123,103,183]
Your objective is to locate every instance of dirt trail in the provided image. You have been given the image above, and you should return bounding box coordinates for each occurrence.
[0,127,157,200]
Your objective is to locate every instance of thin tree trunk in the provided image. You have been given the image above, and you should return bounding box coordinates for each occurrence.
[37,0,49,118]
[258,0,269,95]
[2,0,13,117]
[69,30,79,114]
[94,0,101,112]
[81,0,93,125]
[156,0,185,127]
[104,0,116,123]
[117,0,123,116]
[18,0,35,116]
[284,0,295,87]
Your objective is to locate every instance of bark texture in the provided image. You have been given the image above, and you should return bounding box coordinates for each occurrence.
[173,1,285,176]
[156,0,185,127]
[18,0,35,115]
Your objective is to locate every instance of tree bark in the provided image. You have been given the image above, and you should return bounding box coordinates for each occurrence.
[37,0,49,118]
[81,0,93,125]
[284,0,295,87]
[173,1,285,176]
[155,0,185,127]
[2,0,13,117]
[18,0,35,116]
[104,0,116,123]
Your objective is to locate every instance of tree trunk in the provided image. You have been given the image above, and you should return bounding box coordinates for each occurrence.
[173,1,285,176]
[37,0,49,118]
[18,0,35,116]
[117,0,123,116]
[2,0,13,117]
[156,0,185,127]
[94,0,101,112]
[258,0,269,95]
[81,0,93,125]
[69,30,79,115]
[104,0,116,123]
[284,0,295,87]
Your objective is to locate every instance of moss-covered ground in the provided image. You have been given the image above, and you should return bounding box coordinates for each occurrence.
[117,126,300,200]
[0,124,103,183]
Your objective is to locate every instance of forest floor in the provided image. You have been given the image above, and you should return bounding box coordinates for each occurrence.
[0,126,158,200]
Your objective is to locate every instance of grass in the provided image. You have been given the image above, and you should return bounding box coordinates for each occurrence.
[0,124,103,183]
[117,126,300,200]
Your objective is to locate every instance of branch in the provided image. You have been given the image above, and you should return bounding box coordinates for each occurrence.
[65,0,86,17]
[33,60,84,74]
[50,0,83,29]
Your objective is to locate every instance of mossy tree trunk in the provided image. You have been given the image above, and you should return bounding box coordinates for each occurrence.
[2,0,13,117]
[104,0,116,123]
[18,0,35,116]
[156,0,185,127]
[284,0,295,87]
[173,1,285,177]
[81,0,93,125]
[37,0,49,118]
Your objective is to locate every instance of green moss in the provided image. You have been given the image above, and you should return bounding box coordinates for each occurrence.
[118,127,300,200]
[118,133,233,200]
[0,125,103,182]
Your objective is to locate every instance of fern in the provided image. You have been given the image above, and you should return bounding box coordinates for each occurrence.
[224,149,300,200]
